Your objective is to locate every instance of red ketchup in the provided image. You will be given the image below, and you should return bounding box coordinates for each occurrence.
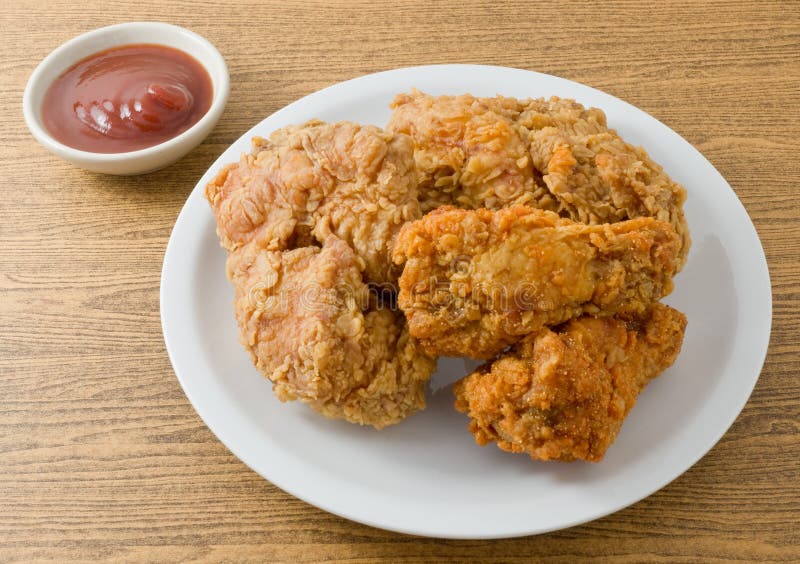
[42,44,213,153]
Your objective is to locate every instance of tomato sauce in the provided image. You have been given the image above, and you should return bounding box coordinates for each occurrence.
[42,44,213,153]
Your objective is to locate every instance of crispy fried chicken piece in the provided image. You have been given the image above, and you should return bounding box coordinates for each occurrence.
[519,97,690,268]
[387,90,558,213]
[206,120,421,284]
[388,91,689,267]
[453,304,687,462]
[206,121,434,428]
[228,236,435,429]
[393,206,680,359]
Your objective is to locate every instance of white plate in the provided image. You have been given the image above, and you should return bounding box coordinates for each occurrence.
[160,64,771,539]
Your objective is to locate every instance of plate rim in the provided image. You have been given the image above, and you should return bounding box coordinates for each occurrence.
[160,63,772,539]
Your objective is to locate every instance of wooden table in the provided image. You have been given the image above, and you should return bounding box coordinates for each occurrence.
[2,1,798,560]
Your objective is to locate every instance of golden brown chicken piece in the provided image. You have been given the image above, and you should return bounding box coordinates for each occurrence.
[206,121,435,429]
[388,91,689,267]
[227,236,435,429]
[393,206,680,359]
[453,303,687,462]
[519,97,690,268]
[387,90,558,213]
[206,120,421,284]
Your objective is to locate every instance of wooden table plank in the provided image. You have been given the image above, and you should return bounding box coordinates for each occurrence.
[1,0,798,560]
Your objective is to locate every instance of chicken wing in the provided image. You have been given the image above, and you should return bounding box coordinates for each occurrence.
[206,120,421,284]
[393,206,680,359]
[453,303,687,462]
[228,236,435,429]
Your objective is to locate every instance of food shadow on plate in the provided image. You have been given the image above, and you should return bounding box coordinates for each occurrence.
[278,356,541,480]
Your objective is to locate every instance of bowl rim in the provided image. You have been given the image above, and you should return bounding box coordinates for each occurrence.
[22,21,230,162]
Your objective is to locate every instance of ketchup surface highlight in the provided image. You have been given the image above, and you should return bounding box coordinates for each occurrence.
[42,44,213,153]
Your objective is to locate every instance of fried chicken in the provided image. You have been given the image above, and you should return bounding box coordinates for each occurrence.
[393,206,680,359]
[227,235,435,429]
[206,119,421,284]
[519,97,690,268]
[204,99,690,436]
[388,90,689,267]
[206,121,435,428]
[453,303,687,462]
[387,90,558,213]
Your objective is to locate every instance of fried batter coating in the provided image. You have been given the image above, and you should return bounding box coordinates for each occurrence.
[453,304,687,462]
[393,206,680,359]
[388,91,689,267]
[206,120,421,284]
[519,97,690,267]
[206,121,434,429]
[387,90,558,213]
[228,236,435,429]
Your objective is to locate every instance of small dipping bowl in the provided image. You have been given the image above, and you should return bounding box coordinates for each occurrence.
[23,22,229,175]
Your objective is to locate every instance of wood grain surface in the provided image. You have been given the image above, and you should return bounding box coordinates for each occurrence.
[1,0,798,561]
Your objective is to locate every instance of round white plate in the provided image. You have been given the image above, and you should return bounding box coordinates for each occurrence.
[160,64,772,539]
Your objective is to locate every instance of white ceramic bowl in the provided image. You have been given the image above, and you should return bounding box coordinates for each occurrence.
[22,22,229,175]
